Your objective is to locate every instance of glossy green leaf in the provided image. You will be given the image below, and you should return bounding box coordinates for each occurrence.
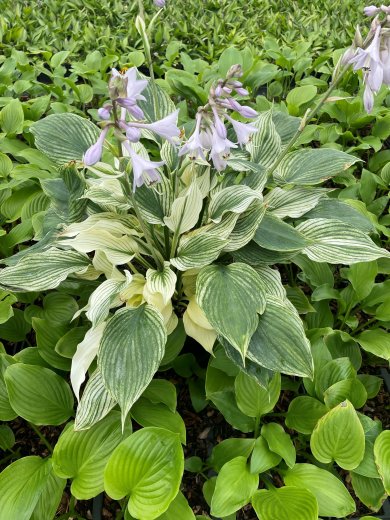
[254,213,310,252]
[261,423,296,468]
[351,472,387,512]
[310,400,365,469]
[374,430,390,493]
[357,329,390,361]
[284,463,355,517]
[209,438,255,472]
[1,99,24,134]
[324,378,367,409]
[250,435,282,474]
[286,396,327,434]
[211,457,258,517]
[252,486,318,520]
[235,371,281,417]
[104,427,184,520]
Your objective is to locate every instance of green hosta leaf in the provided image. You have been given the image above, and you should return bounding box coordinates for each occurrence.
[275,148,360,185]
[131,399,186,444]
[351,472,387,512]
[75,369,117,431]
[104,427,184,520]
[33,318,71,371]
[164,182,202,235]
[235,371,280,418]
[171,233,227,271]
[0,457,65,520]
[196,263,266,361]
[374,430,390,493]
[315,357,356,397]
[284,463,355,518]
[146,263,176,304]
[0,99,24,135]
[30,113,100,165]
[286,396,327,434]
[324,378,367,409]
[211,457,258,517]
[0,249,90,292]
[310,400,365,470]
[53,412,131,499]
[154,492,195,520]
[261,423,296,468]
[357,374,382,399]
[246,296,314,378]
[354,417,382,479]
[254,213,311,252]
[264,186,328,219]
[208,185,262,223]
[357,329,390,361]
[0,424,14,450]
[0,152,13,177]
[99,305,166,428]
[142,380,177,412]
[296,219,390,264]
[0,354,17,421]
[250,435,282,474]
[286,85,317,110]
[252,486,318,520]
[5,364,74,425]
[209,438,255,472]
[246,110,282,168]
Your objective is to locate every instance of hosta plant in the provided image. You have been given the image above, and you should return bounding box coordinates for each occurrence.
[0,8,390,520]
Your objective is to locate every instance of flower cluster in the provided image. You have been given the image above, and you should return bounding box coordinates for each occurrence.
[83,67,179,191]
[348,5,390,112]
[179,65,258,171]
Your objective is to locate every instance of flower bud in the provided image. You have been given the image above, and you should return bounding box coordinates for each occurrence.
[226,64,243,79]
[98,106,112,120]
[364,5,381,16]
[154,0,166,6]
[126,126,142,142]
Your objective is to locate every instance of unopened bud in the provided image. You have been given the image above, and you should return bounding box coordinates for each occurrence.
[364,5,381,16]
[98,106,112,120]
[226,64,243,79]
[353,25,363,48]
[154,0,166,6]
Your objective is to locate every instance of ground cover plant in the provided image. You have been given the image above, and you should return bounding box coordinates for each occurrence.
[0,2,389,520]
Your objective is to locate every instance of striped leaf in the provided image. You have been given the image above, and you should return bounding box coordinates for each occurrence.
[223,202,266,252]
[196,264,266,361]
[284,464,356,518]
[227,158,267,191]
[104,427,183,519]
[138,80,177,122]
[135,174,172,225]
[53,412,131,499]
[246,110,282,168]
[310,400,365,470]
[374,431,390,494]
[0,248,90,292]
[254,265,286,299]
[98,305,166,428]
[209,185,262,223]
[171,234,227,271]
[274,148,361,185]
[252,487,318,520]
[296,218,390,264]
[246,296,314,377]
[4,364,74,425]
[264,186,328,219]
[254,213,311,252]
[30,113,100,165]
[164,182,203,235]
[75,369,117,431]
[146,263,176,304]
[85,275,131,327]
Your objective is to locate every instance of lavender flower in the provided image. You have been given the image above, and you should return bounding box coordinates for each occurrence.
[364,5,381,16]
[154,0,166,6]
[98,106,112,120]
[83,127,109,166]
[225,115,258,146]
[178,113,207,160]
[125,143,164,191]
[128,110,180,143]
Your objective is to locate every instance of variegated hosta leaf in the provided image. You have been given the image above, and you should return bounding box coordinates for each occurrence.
[272,111,300,144]
[135,174,173,225]
[227,158,267,191]
[160,141,179,171]
[53,412,131,500]
[246,110,282,168]
[171,234,227,271]
[30,113,100,165]
[208,185,262,224]
[138,78,177,122]
[223,201,265,252]
[245,296,314,377]
[60,212,138,238]
[82,182,130,212]
[98,305,167,428]
[71,323,107,401]
[104,427,184,520]
[296,218,390,264]
[196,263,266,361]
[0,249,90,292]
[254,213,311,252]
[75,369,117,431]
[252,487,318,520]
[264,186,329,219]
[164,182,203,234]
[274,148,361,185]
[253,265,286,299]
[146,262,176,304]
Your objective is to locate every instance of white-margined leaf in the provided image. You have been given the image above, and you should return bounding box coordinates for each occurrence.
[223,202,266,252]
[246,110,282,168]
[296,218,390,264]
[0,248,90,291]
[164,182,203,234]
[196,263,266,361]
[208,185,262,224]
[30,113,100,165]
[98,305,166,428]
[171,234,227,271]
[264,186,329,219]
[274,148,361,185]
[146,262,177,304]
[75,369,117,431]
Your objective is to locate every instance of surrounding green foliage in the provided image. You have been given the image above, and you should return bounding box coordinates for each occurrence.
[0,1,389,520]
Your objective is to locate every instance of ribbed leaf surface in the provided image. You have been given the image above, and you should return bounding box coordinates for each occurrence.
[252,486,318,520]
[246,110,282,168]
[171,234,227,271]
[208,185,262,223]
[374,431,390,493]
[265,186,328,218]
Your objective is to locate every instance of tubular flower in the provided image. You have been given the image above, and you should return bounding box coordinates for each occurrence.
[125,143,164,192]
[83,126,109,166]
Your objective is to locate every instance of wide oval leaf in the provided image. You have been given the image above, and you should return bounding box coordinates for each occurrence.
[99,305,166,427]
[4,364,74,425]
[252,486,318,520]
[104,427,184,520]
[235,371,280,418]
[285,396,327,434]
[310,400,365,470]
[374,430,390,494]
